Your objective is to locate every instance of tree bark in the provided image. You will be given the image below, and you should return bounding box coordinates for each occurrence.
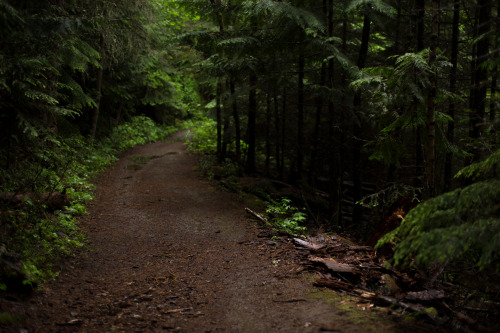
[297,50,305,181]
[469,0,491,161]
[413,0,425,192]
[280,87,286,179]
[274,90,281,177]
[246,73,257,174]
[416,0,425,51]
[90,33,105,140]
[265,91,271,176]
[444,0,460,191]
[221,83,231,161]
[352,7,371,227]
[216,81,222,161]
[309,63,326,184]
[489,0,499,123]
[425,0,439,198]
[230,80,241,165]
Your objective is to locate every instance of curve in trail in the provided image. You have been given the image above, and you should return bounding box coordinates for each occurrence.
[4,131,416,332]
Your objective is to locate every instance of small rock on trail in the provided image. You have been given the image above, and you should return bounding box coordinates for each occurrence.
[1,131,440,332]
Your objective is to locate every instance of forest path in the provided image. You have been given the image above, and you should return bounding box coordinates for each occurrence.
[7,131,426,332]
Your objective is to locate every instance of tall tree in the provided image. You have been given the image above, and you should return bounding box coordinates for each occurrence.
[469,0,492,160]
[444,0,460,191]
[425,0,439,198]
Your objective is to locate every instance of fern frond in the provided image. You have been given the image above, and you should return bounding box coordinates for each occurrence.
[62,37,101,72]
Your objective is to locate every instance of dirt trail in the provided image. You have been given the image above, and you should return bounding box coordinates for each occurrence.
[3,131,436,332]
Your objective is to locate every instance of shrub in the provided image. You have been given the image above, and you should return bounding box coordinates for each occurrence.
[265,197,307,235]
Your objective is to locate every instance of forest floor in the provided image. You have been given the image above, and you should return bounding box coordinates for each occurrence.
[1,131,444,332]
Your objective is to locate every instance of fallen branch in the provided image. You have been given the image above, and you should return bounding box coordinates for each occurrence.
[405,289,445,301]
[293,238,325,251]
[357,291,427,314]
[245,207,268,225]
[442,302,498,333]
[308,256,358,273]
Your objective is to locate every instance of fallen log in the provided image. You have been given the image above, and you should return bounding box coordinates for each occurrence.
[0,190,69,211]
[405,289,445,301]
[293,238,326,251]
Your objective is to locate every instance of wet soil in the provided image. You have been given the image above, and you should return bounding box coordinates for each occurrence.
[1,131,441,332]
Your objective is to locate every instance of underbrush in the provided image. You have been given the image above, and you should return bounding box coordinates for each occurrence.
[265,196,307,236]
[0,116,179,291]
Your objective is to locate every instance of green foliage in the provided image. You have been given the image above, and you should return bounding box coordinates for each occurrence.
[377,149,500,272]
[103,116,177,153]
[265,197,307,235]
[185,117,218,154]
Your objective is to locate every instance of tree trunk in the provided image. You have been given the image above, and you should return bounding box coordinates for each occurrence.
[425,0,439,198]
[297,51,305,181]
[469,0,491,161]
[309,0,328,185]
[416,0,425,51]
[246,74,257,174]
[221,82,231,161]
[230,80,241,165]
[413,0,425,192]
[352,7,371,227]
[489,0,499,123]
[328,0,342,226]
[265,91,271,176]
[309,63,326,184]
[274,90,281,177]
[216,81,222,161]
[90,34,105,140]
[394,0,402,54]
[280,87,286,179]
[444,0,460,191]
